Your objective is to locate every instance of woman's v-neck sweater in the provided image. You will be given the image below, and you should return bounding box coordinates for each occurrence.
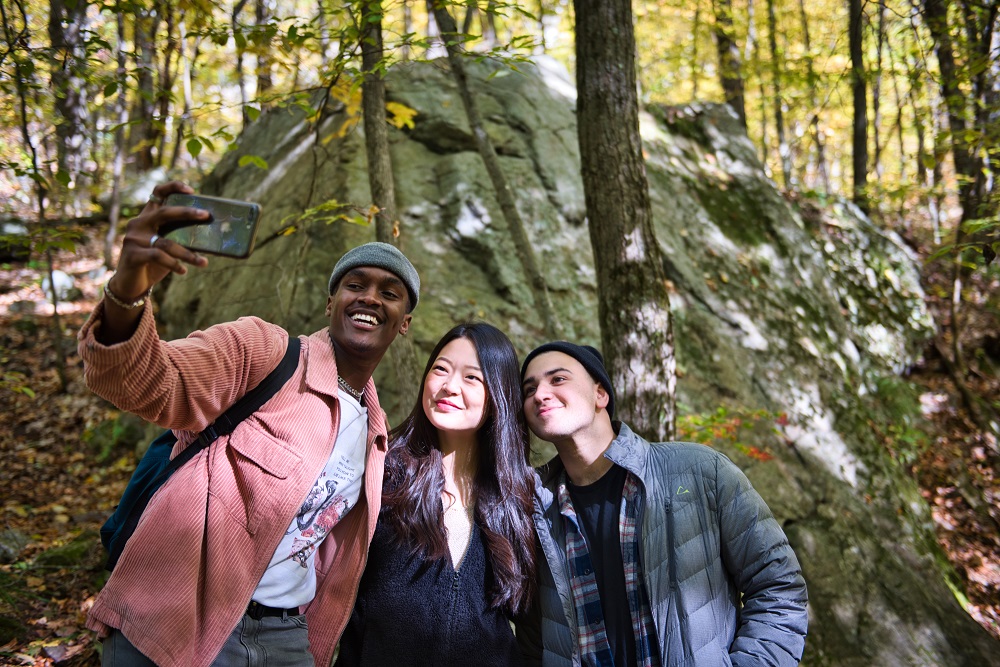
[335,516,526,667]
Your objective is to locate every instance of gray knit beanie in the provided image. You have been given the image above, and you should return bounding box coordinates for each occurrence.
[328,242,420,312]
[521,341,616,419]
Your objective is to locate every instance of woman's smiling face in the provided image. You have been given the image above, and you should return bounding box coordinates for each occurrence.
[422,337,487,437]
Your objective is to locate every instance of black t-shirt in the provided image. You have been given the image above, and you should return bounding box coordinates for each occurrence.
[567,464,636,667]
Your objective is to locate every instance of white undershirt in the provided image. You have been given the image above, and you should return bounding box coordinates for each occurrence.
[253,389,368,607]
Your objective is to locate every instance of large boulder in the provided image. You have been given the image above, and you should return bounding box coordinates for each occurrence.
[157,57,999,665]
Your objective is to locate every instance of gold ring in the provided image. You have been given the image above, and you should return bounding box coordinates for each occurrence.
[148,193,163,205]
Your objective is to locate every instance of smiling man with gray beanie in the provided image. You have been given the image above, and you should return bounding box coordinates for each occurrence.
[517,341,808,667]
[81,188,421,667]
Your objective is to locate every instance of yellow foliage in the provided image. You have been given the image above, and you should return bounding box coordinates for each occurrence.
[386,101,418,129]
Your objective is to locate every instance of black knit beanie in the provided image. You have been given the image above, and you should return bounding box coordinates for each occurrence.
[521,341,616,418]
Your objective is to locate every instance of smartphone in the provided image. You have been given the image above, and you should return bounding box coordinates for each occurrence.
[161,193,262,259]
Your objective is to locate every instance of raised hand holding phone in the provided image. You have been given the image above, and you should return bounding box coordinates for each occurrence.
[99,182,211,344]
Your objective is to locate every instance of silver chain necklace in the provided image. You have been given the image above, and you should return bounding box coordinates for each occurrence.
[330,330,364,402]
[337,375,364,402]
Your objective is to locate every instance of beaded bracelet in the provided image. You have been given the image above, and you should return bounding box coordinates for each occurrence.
[103,280,152,310]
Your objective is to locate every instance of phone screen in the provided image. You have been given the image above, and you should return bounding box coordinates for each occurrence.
[162,194,262,258]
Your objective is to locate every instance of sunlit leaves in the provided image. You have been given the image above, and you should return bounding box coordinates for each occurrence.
[238,154,269,170]
[385,101,417,129]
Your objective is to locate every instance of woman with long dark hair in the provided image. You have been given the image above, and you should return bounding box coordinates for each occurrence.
[335,322,537,666]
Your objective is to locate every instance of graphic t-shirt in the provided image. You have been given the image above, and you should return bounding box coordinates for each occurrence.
[253,389,368,607]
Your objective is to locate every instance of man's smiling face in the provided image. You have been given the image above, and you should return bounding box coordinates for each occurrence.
[327,266,411,362]
[521,351,608,444]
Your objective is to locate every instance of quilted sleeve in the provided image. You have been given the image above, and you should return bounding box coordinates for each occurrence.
[716,455,809,666]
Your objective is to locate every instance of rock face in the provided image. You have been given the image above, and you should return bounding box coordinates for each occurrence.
[157,58,999,665]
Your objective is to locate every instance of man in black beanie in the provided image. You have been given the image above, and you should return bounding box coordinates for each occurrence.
[517,342,808,667]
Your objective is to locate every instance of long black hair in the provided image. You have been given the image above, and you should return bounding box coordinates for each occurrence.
[382,322,537,615]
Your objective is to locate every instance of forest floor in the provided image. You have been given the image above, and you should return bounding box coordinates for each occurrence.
[0,227,998,666]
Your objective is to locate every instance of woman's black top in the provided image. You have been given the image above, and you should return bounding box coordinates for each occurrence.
[334,515,525,667]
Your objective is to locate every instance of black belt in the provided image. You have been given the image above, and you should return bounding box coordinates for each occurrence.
[246,600,300,620]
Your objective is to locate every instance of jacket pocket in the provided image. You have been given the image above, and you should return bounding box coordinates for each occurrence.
[211,427,302,535]
[684,640,734,667]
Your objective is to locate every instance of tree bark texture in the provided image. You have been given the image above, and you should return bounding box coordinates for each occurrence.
[872,0,886,178]
[767,0,791,187]
[430,0,560,339]
[105,13,129,268]
[798,0,829,192]
[129,9,161,170]
[711,0,747,130]
[47,0,91,211]
[924,0,997,431]
[849,0,869,211]
[361,0,422,409]
[574,0,677,441]
[256,0,274,104]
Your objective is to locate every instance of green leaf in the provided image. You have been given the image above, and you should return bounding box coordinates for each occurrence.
[961,217,999,235]
[55,171,71,186]
[245,106,260,122]
[104,81,118,97]
[187,138,203,157]
[238,155,269,170]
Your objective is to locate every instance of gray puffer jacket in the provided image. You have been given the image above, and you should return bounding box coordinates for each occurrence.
[516,424,808,667]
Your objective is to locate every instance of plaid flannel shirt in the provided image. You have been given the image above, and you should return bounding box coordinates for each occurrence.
[558,470,660,667]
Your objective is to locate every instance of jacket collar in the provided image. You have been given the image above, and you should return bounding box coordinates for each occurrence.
[604,422,648,477]
[534,421,648,507]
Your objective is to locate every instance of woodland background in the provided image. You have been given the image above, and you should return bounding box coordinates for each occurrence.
[1,0,999,664]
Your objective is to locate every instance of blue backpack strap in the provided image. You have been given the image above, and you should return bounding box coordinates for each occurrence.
[103,336,301,571]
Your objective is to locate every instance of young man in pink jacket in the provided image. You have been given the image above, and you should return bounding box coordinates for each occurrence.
[80,181,419,667]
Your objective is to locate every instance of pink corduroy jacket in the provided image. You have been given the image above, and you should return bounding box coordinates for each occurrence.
[78,302,388,667]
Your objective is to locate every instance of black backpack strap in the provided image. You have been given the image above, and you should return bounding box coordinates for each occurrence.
[106,336,302,570]
[145,336,300,486]
[191,336,302,447]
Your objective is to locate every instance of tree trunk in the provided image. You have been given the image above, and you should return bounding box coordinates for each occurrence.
[5,3,68,391]
[430,0,561,340]
[872,0,886,180]
[155,4,177,164]
[105,14,129,269]
[129,9,161,170]
[798,0,829,192]
[401,0,412,60]
[462,2,476,34]
[425,0,445,58]
[766,0,790,187]
[482,0,498,50]
[691,4,701,98]
[256,0,274,105]
[924,0,996,431]
[47,0,91,215]
[233,0,251,130]
[361,0,422,410]
[745,0,768,164]
[169,20,196,170]
[849,0,868,212]
[574,0,676,441]
[711,0,747,130]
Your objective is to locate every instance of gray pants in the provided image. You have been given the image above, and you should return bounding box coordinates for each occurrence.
[102,612,313,666]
